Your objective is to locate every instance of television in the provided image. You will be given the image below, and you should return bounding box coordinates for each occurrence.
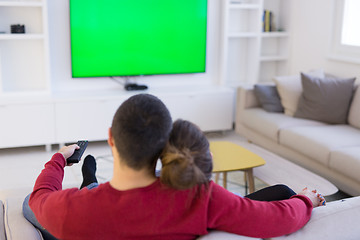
[69,0,208,78]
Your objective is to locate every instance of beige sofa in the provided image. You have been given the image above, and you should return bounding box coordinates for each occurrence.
[235,83,360,196]
[2,187,360,240]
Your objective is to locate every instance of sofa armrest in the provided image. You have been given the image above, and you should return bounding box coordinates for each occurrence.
[268,196,360,240]
[4,197,43,240]
[237,86,261,110]
[235,86,260,133]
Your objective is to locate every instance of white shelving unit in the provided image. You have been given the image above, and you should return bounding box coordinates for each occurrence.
[220,0,292,85]
[0,0,53,149]
[0,0,50,95]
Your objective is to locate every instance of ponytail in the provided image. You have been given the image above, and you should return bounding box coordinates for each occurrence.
[160,144,208,190]
[159,119,213,190]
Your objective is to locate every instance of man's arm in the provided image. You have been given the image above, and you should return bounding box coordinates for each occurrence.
[28,145,80,233]
[207,182,313,238]
[30,144,79,196]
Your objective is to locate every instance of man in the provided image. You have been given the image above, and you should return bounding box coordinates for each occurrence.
[23,94,173,239]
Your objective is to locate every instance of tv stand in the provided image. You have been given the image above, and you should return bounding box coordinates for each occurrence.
[0,84,235,149]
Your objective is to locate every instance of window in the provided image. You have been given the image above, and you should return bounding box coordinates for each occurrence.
[329,0,360,63]
[341,0,360,47]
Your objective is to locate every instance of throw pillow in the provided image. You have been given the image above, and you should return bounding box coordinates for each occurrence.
[348,85,360,129]
[254,84,284,112]
[294,73,356,124]
[273,69,325,116]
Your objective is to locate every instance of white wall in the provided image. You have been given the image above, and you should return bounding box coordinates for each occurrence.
[47,0,221,93]
[289,0,360,82]
[48,0,360,91]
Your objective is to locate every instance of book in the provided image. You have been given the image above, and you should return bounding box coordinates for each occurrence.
[263,10,273,32]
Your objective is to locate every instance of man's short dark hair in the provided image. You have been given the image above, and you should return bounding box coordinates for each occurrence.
[111,94,172,170]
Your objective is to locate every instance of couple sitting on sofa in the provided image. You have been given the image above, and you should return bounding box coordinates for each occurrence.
[22,94,325,240]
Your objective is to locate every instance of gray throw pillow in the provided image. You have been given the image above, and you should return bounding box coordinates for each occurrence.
[294,73,356,124]
[254,84,284,112]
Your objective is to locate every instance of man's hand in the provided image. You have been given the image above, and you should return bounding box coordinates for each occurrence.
[58,144,80,166]
[298,187,326,207]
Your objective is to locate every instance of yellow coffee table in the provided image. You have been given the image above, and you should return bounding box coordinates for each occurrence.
[210,141,266,193]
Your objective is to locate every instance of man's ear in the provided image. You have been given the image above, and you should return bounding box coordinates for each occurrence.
[108,128,115,147]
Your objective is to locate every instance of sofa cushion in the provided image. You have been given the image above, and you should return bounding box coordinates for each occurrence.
[271,196,360,240]
[348,85,360,129]
[330,147,360,182]
[254,85,284,112]
[4,197,43,240]
[273,69,325,117]
[295,73,355,124]
[0,201,5,240]
[241,108,326,142]
[280,125,360,166]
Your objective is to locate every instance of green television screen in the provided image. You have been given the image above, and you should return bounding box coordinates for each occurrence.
[70,0,208,78]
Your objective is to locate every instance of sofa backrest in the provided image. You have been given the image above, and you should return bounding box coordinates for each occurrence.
[348,85,360,129]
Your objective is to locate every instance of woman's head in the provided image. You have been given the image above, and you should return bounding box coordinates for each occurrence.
[160,119,213,190]
[111,94,172,171]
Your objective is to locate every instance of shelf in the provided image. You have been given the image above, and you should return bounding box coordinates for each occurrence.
[261,32,289,38]
[223,80,251,88]
[229,32,288,38]
[0,34,44,40]
[228,32,258,38]
[229,3,261,9]
[260,56,287,62]
[0,1,42,7]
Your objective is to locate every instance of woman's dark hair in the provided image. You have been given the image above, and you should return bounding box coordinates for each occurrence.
[160,119,213,190]
[111,94,172,171]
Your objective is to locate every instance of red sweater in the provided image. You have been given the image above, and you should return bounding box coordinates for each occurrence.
[29,153,313,240]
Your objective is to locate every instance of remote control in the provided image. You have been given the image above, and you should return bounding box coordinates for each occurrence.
[67,140,88,164]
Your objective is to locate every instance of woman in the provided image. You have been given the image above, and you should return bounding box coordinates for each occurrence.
[161,119,326,203]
